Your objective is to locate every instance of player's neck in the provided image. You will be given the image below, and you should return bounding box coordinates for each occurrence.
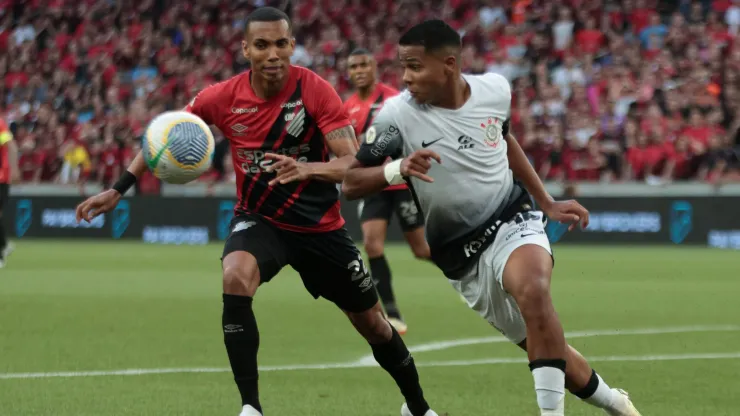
[434,76,470,110]
[251,74,288,101]
[357,83,377,101]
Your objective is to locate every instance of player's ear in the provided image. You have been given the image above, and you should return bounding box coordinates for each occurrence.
[443,55,457,75]
[290,36,296,50]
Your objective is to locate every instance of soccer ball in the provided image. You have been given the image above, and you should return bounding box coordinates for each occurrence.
[142,111,215,184]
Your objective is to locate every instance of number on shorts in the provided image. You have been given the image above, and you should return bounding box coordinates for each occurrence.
[399,201,418,222]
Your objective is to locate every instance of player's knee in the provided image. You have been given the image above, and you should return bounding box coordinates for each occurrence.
[363,236,385,258]
[410,243,430,260]
[512,274,552,322]
[222,262,260,297]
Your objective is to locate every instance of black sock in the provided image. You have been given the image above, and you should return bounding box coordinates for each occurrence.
[369,256,401,319]
[371,326,429,416]
[0,221,7,255]
[573,370,600,399]
[223,294,261,412]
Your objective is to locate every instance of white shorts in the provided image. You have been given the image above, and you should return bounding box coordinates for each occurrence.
[450,211,552,344]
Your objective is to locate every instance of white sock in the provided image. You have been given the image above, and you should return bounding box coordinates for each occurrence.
[532,366,566,411]
[583,373,619,409]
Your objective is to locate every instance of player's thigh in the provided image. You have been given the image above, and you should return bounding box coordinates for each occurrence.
[495,211,554,312]
[360,219,388,257]
[221,214,289,296]
[449,249,527,344]
[359,192,394,225]
[290,227,379,313]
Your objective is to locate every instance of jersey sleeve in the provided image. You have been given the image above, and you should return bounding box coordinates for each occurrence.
[184,84,222,125]
[303,71,351,135]
[355,104,404,167]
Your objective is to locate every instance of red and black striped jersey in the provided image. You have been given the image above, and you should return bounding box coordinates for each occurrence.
[186,66,350,233]
[343,83,405,191]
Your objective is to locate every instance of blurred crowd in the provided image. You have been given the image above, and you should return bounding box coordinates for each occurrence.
[1,0,740,193]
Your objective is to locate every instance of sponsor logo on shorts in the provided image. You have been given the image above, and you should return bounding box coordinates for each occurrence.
[358,276,374,292]
[463,219,502,258]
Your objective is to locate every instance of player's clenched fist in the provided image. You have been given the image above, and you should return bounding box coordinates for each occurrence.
[400,149,442,183]
[75,189,121,223]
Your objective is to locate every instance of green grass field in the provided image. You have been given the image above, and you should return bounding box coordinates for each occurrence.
[1,241,739,415]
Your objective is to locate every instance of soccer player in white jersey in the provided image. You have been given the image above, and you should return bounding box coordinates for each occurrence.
[342,20,641,416]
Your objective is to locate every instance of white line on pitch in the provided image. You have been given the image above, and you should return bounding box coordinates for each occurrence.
[350,324,740,366]
[1,352,739,380]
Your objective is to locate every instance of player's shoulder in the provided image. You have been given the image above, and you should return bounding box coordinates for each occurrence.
[190,72,248,107]
[343,92,359,106]
[378,82,400,97]
[293,65,331,88]
[465,72,511,94]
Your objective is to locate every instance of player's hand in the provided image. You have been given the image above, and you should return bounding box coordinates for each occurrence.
[264,153,313,186]
[400,149,442,183]
[75,189,121,223]
[542,199,590,231]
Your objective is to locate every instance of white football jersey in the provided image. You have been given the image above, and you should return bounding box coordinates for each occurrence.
[356,73,525,278]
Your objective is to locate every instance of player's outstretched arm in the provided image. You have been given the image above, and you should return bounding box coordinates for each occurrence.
[343,150,441,200]
[75,150,147,223]
[265,125,358,185]
[505,131,589,231]
[342,159,393,200]
[308,125,359,182]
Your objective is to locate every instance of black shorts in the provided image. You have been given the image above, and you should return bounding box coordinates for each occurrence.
[222,213,378,313]
[0,184,8,211]
[358,188,424,232]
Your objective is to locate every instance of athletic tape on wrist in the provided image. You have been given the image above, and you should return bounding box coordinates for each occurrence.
[383,159,406,185]
[112,171,137,195]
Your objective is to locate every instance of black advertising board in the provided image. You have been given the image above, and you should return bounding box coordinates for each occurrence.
[4,196,739,249]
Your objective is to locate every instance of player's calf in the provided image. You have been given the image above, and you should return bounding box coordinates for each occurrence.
[222,252,263,413]
[504,244,567,413]
[346,303,431,416]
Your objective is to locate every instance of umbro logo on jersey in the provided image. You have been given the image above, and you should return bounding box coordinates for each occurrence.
[421,138,443,147]
[231,124,248,135]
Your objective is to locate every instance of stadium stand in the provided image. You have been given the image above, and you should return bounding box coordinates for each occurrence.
[1,0,739,194]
